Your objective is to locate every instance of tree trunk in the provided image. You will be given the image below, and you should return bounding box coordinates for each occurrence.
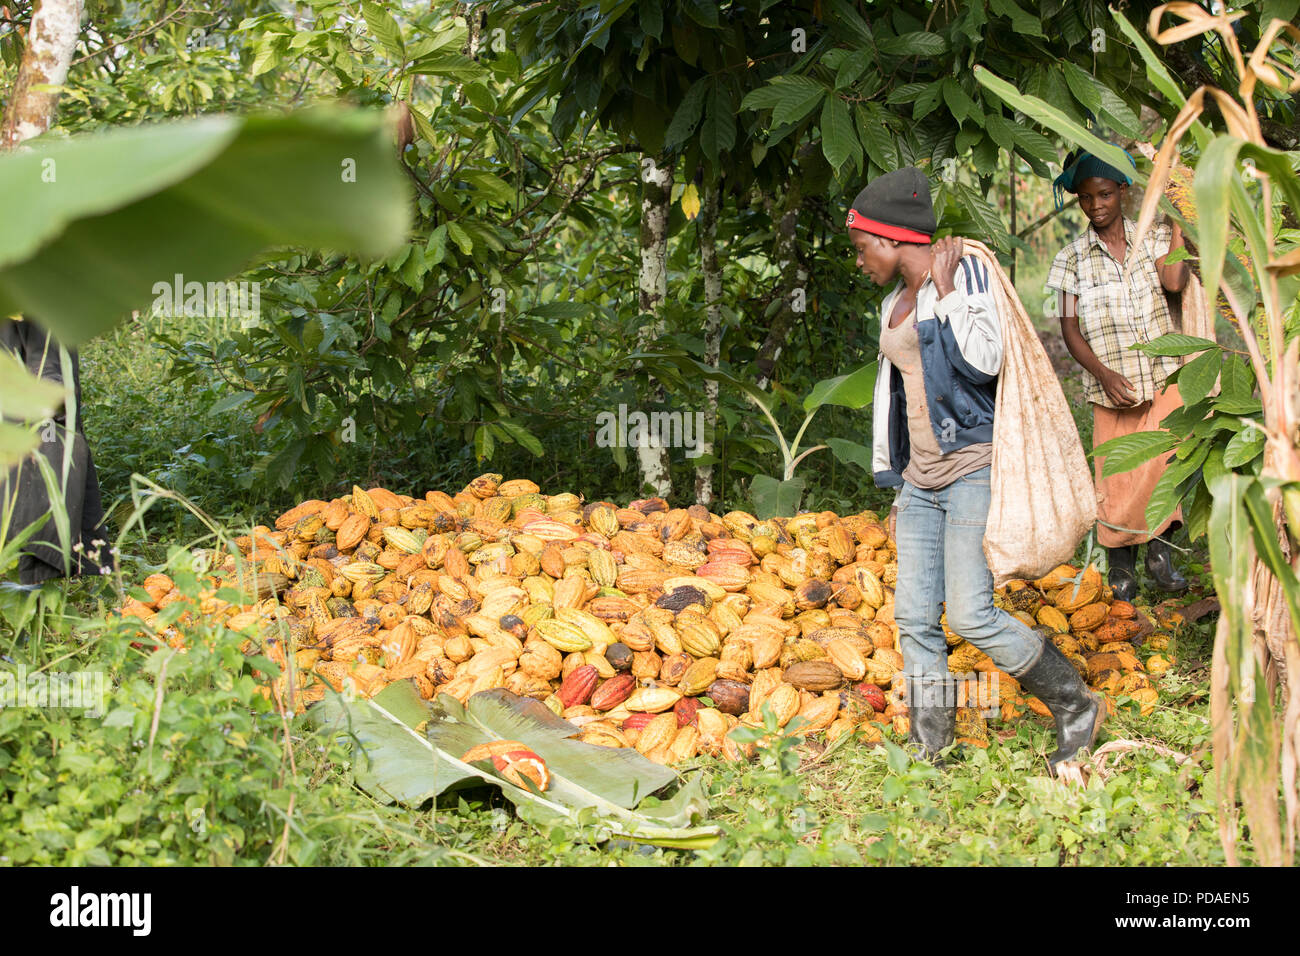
[755,179,807,391]
[694,180,722,508]
[1,0,84,148]
[635,152,673,498]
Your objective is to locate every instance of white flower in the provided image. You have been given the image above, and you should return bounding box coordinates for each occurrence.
[99,566,111,575]
[73,542,84,552]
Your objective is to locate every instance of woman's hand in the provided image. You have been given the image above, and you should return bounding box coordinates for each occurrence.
[930,236,964,298]
[1098,366,1138,407]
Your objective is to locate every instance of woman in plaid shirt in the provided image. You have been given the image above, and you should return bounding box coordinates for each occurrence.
[1046,148,1191,600]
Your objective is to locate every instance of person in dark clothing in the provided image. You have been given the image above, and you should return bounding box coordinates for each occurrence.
[1,315,112,584]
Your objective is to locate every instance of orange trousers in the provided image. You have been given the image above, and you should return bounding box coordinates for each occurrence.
[1091,384,1184,547]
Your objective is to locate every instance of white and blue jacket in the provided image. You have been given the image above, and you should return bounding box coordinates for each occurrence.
[871,255,1004,488]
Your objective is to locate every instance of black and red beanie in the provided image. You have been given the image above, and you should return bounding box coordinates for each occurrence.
[844,167,935,244]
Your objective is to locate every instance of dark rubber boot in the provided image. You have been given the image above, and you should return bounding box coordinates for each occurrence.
[905,676,956,766]
[1145,536,1188,592]
[1107,545,1138,602]
[1016,640,1106,774]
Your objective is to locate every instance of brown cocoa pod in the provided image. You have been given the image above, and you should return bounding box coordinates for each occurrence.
[783,660,845,691]
[558,664,598,708]
[605,642,634,672]
[707,679,751,716]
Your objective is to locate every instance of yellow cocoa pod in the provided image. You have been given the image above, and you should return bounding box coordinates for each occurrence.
[790,695,839,735]
[519,641,563,680]
[954,707,989,748]
[854,567,886,609]
[534,619,592,653]
[668,725,701,762]
[579,727,629,748]
[635,713,679,754]
[1145,654,1173,676]
[764,684,800,727]
[749,667,784,713]
[679,657,720,696]
[827,639,867,682]
[631,650,661,680]
[625,686,682,713]
[587,549,618,588]
[351,486,380,520]
[1036,605,1070,634]
[1032,564,1077,591]
[947,640,990,673]
[556,606,615,651]
[1129,686,1159,716]
[1051,581,1099,613]
[678,620,722,658]
[1069,602,1109,633]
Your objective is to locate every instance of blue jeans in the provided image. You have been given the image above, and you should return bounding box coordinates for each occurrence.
[893,466,1044,693]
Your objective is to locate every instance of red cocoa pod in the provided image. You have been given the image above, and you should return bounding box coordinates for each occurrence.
[590,673,636,711]
[621,712,657,732]
[854,682,887,712]
[558,664,598,709]
[707,679,751,716]
[674,697,702,728]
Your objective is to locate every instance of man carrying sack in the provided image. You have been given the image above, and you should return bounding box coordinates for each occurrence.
[848,167,1102,774]
[1046,148,1192,601]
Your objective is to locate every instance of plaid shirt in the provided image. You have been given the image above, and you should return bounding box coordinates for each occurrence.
[1047,218,1180,408]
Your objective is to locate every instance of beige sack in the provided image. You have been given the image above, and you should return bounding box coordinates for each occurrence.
[960,240,1096,587]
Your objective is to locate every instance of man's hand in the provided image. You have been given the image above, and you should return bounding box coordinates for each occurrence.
[887,505,898,545]
[1098,366,1138,407]
[930,236,964,298]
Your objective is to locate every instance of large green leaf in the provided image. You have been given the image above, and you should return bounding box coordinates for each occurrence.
[0,351,65,422]
[820,95,859,172]
[751,474,806,519]
[0,110,410,345]
[1094,430,1178,479]
[803,362,877,412]
[362,1,404,59]
[876,31,947,56]
[1222,426,1266,468]
[1195,136,1247,315]
[700,83,737,164]
[1109,7,1190,117]
[664,78,709,147]
[827,437,873,474]
[1175,349,1222,407]
[1131,334,1218,357]
[973,67,1140,189]
[989,0,1044,36]
[855,103,897,171]
[758,76,827,128]
[1145,440,1210,532]
[317,683,718,847]
[956,183,1007,248]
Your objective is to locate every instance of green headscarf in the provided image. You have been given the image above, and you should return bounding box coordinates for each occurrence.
[1052,147,1136,210]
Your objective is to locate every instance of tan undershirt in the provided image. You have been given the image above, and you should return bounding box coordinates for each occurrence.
[878,313,992,490]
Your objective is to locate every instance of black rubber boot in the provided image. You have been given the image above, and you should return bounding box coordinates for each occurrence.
[1016,640,1107,774]
[905,676,956,766]
[1145,536,1188,592]
[1107,545,1138,602]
